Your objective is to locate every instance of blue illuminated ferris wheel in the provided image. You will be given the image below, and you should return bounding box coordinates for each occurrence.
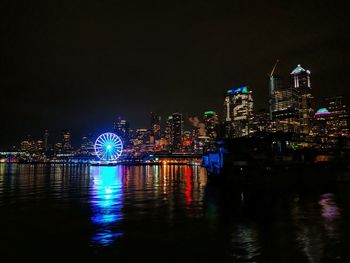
[94,133,123,161]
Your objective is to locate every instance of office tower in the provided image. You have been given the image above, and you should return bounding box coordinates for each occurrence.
[268,60,281,121]
[291,64,314,134]
[253,109,270,133]
[313,108,332,137]
[223,93,233,137]
[165,115,173,146]
[114,116,130,145]
[81,136,94,153]
[36,140,44,151]
[271,67,299,133]
[183,130,192,151]
[62,130,72,151]
[150,112,161,141]
[204,111,219,140]
[172,113,183,150]
[135,128,150,145]
[224,86,254,138]
[20,141,30,151]
[324,96,349,136]
[43,130,49,151]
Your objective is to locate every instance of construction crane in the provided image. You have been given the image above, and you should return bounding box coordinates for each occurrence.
[269,59,279,77]
[268,59,279,121]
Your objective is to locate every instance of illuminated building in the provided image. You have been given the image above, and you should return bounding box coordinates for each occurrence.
[291,64,314,134]
[224,86,254,138]
[165,115,173,147]
[54,142,63,153]
[272,88,299,132]
[252,109,270,133]
[62,130,72,151]
[113,116,130,146]
[43,130,49,151]
[324,96,349,136]
[20,135,36,152]
[20,139,32,152]
[134,128,149,145]
[36,140,44,151]
[81,136,94,153]
[172,113,183,150]
[150,112,161,141]
[270,64,314,134]
[313,108,332,138]
[204,111,218,139]
[268,60,281,121]
[183,131,192,151]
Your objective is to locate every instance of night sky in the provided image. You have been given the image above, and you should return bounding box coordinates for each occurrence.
[1,0,349,148]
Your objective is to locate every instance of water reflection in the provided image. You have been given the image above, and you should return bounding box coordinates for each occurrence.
[231,223,261,262]
[292,192,342,262]
[319,193,341,239]
[90,166,123,246]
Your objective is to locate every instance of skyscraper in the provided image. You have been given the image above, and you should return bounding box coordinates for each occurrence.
[272,85,299,133]
[81,136,94,153]
[224,86,254,138]
[43,129,49,151]
[324,95,349,136]
[165,115,173,147]
[204,111,219,139]
[114,116,130,146]
[150,112,161,141]
[62,130,72,151]
[271,65,300,133]
[172,113,183,150]
[291,64,314,134]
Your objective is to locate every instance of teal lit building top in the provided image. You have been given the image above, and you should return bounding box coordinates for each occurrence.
[227,86,249,94]
[315,107,331,116]
[204,111,216,116]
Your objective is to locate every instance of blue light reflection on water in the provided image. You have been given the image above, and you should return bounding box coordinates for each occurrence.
[90,166,123,246]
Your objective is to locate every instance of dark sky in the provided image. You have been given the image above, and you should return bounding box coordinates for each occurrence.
[1,0,349,148]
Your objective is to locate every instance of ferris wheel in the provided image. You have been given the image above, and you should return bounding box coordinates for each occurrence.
[94,133,123,161]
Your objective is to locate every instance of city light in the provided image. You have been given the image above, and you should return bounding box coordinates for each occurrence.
[227,86,249,94]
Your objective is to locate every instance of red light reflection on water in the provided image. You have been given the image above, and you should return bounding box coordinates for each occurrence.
[185,167,192,207]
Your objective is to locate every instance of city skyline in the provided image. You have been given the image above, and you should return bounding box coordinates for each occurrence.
[3,62,349,150]
[1,1,349,148]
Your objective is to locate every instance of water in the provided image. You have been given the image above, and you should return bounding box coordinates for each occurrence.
[0,163,349,262]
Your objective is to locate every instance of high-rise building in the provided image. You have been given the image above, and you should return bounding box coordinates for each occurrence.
[291,64,314,134]
[324,96,349,136]
[252,109,270,133]
[150,112,161,141]
[62,130,72,151]
[313,108,332,138]
[114,116,130,146]
[204,111,219,140]
[223,93,233,137]
[268,60,281,121]
[270,64,308,133]
[224,86,254,138]
[172,113,183,150]
[272,86,299,133]
[165,115,173,147]
[43,130,49,151]
[81,136,94,153]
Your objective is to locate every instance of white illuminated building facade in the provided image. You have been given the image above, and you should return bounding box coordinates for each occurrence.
[224,86,254,138]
